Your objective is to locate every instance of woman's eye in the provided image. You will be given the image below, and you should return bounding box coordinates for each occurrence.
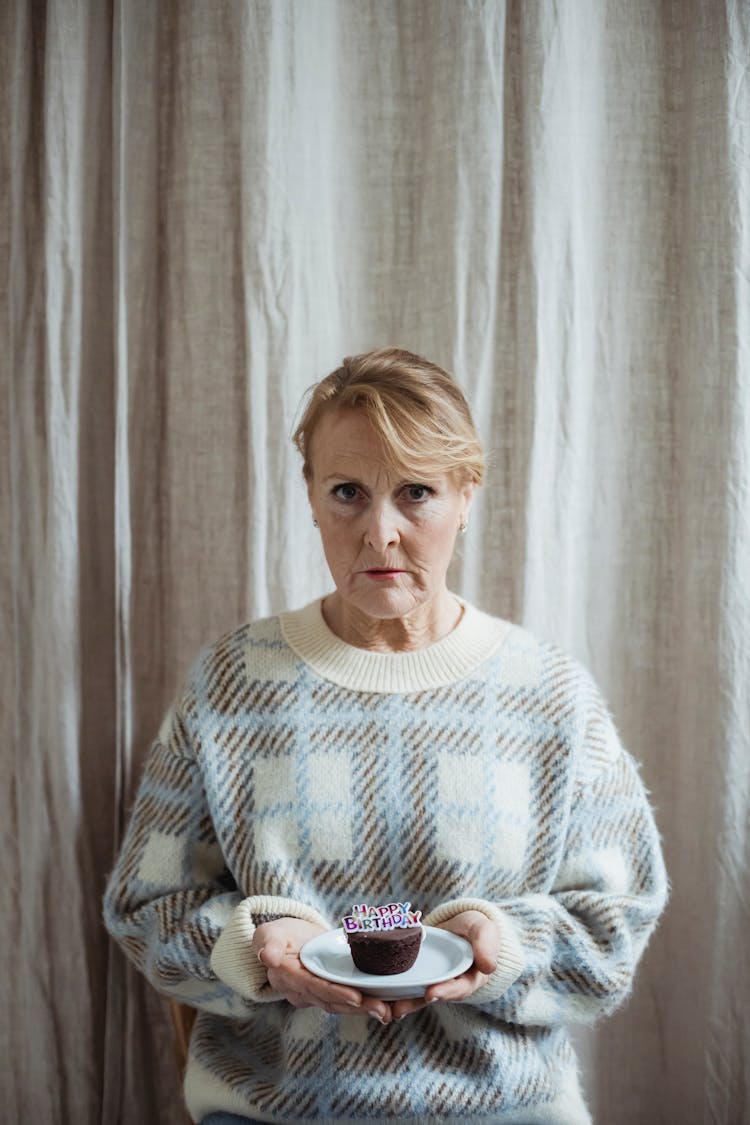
[333,483,359,502]
[404,484,434,502]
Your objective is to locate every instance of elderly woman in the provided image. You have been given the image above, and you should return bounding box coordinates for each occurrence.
[104,348,668,1125]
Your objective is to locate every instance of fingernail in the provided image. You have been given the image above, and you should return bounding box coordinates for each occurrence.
[427,997,440,1004]
[396,1013,408,1021]
[346,1000,361,1007]
[256,947,266,965]
[367,1010,385,1023]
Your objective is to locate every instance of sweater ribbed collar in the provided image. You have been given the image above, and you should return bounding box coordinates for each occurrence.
[279,595,512,694]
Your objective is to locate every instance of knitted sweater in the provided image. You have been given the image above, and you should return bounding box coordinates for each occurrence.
[103,597,668,1124]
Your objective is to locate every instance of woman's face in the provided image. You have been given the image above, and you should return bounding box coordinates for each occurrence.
[307,408,475,623]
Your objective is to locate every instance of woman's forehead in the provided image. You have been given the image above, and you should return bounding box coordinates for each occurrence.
[318,453,441,488]
[312,407,379,446]
[312,449,439,490]
[310,411,388,471]
[308,407,458,486]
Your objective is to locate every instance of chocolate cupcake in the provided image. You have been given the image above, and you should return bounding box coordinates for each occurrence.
[342,902,423,976]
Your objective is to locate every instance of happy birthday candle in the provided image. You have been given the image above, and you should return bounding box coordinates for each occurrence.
[342,901,422,933]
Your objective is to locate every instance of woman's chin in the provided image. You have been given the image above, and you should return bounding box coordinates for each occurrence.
[343,584,426,621]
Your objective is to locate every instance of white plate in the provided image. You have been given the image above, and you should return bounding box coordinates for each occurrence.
[299,925,474,1000]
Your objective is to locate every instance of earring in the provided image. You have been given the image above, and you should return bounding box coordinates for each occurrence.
[458,519,468,534]
[312,518,319,528]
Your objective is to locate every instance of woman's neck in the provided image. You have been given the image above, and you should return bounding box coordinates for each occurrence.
[320,589,464,653]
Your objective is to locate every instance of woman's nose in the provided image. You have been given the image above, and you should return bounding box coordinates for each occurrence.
[364,503,400,550]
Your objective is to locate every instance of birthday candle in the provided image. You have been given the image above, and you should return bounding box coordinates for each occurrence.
[341,901,423,933]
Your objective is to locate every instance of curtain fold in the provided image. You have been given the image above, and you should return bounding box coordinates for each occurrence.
[706,5,750,1120]
[2,2,748,1122]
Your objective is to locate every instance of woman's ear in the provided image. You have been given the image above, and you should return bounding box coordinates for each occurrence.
[306,479,318,526]
[460,480,477,520]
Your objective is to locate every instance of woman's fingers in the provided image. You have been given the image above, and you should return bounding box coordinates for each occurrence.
[392,912,501,1021]
[390,995,432,1020]
[286,992,312,1009]
[391,969,488,1020]
[253,917,323,960]
[256,936,287,969]
[253,914,500,1023]
[465,919,500,975]
[427,966,488,1002]
[438,911,501,972]
[267,962,365,1012]
[252,920,393,1019]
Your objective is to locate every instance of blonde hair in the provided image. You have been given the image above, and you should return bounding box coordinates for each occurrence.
[292,347,485,484]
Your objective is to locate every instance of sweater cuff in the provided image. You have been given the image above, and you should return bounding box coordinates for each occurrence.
[423,897,525,1004]
[209,895,330,1003]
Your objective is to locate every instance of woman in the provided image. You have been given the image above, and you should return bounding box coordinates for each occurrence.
[104,347,668,1125]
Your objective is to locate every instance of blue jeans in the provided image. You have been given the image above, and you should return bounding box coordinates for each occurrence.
[199,1115,265,1124]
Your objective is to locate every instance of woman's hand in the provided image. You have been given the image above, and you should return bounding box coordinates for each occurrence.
[252,917,393,1023]
[390,910,500,1021]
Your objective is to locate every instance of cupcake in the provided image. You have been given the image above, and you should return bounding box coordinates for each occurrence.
[342,902,423,976]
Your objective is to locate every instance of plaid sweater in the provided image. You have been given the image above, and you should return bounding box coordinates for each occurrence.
[103,597,668,1124]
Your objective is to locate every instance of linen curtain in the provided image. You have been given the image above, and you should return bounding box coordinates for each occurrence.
[3,1,748,1122]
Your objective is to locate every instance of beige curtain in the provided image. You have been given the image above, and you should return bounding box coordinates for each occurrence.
[3,1,748,1122]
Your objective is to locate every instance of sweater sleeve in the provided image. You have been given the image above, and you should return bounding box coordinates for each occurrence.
[102,689,329,1015]
[424,693,669,1027]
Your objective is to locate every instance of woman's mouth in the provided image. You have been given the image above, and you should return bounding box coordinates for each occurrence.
[364,569,405,581]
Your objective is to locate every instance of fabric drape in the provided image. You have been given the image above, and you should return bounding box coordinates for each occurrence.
[2,2,748,1123]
